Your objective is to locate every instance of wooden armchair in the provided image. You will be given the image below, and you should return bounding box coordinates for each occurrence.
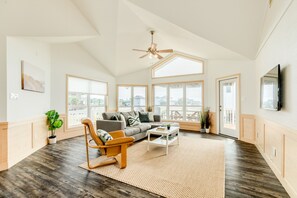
[81,118,134,169]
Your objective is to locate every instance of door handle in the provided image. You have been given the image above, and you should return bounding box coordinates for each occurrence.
[219,105,222,112]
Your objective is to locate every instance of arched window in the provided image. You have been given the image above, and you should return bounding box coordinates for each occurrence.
[152,54,204,78]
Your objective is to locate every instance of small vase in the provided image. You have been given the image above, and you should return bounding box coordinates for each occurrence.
[167,125,170,130]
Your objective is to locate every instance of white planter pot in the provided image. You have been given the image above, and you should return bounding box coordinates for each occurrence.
[205,128,210,133]
[48,137,57,144]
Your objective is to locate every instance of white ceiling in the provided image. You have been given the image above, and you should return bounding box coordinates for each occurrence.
[71,0,268,76]
[1,0,270,76]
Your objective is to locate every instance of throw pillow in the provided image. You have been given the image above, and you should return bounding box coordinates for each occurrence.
[121,111,138,126]
[148,112,154,122]
[128,115,141,127]
[96,129,113,143]
[139,112,150,122]
[120,114,127,129]
[110,114,121,121]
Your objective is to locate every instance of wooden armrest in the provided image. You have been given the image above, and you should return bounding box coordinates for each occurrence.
[105,137,135,146]
[109,130,125,138]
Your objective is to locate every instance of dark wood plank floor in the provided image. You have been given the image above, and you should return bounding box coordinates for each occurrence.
[0,132,289,198]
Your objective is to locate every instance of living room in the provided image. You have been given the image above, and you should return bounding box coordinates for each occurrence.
[0,0,297,197]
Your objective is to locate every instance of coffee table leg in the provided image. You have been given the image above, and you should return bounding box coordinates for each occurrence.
[166,134,168,155]
[147,132,150,151]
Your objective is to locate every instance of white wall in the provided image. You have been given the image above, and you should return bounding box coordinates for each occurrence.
[117,59,256,115]
[256,0,297,130]
[51,43,116,114]
[208,60,256,114]
[0,36,7,121]
[6,37,51,122]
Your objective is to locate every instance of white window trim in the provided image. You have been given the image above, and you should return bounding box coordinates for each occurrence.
[152,81,204,122]
[66,75,108,129]
[117,85,148,112]
[151,52,205,79]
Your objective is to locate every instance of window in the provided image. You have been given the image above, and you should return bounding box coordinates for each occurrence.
[67,76,107,127]
[153,82,203,122]
[118,85,147,112]
[152,55,203,78]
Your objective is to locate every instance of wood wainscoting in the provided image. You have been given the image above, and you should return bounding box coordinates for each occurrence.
[240,114,256,144]
[0,114,84,171]
[0,122,8,171]
[255,116,297,198]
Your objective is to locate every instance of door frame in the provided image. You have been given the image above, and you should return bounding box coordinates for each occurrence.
[216,74,241,139]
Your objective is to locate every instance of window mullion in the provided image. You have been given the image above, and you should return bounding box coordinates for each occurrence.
[183,83,187,121]
[167,85,170,120]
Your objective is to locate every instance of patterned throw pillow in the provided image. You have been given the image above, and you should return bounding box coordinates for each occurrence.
[110,115,121,121]
[96,129,113,143]
[128,115,141,127]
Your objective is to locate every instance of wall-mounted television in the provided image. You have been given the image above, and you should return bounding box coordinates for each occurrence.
[260,64,282,111]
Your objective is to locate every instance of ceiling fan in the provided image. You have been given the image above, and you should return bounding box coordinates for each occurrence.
[133,30,173,60]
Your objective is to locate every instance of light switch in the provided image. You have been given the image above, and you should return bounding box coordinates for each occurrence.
[10,93,19,100]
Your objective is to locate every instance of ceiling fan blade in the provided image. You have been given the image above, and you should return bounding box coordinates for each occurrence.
[133,49,148,52]
[157,49,173,53]
[139,53,149,58]
[156,53,163,59]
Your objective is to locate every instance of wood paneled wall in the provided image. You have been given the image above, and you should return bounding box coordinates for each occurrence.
[0,114,84,171]
[0,122,8,170]
[255,116,297,197]
[240,114,256,144]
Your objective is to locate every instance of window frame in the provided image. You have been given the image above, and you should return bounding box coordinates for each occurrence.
[152,80,204,122]
[117,84,148,112]
[151,53,204,79]
[66,75,108,129]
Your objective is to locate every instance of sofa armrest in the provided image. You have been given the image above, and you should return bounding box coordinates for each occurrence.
[153,115,161,122]
[96,120,125,132]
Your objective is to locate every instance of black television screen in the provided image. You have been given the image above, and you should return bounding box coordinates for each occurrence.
[260,64,281,111]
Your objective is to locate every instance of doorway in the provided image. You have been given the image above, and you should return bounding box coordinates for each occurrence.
[218,77,239,138]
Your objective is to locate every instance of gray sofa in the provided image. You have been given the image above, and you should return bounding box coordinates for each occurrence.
[96,111,177,141]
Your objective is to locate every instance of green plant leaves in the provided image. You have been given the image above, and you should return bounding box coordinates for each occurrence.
[45,110,64,131]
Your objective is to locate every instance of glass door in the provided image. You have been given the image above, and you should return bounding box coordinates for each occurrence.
[219,78,238,138]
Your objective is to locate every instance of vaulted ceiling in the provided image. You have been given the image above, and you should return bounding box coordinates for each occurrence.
[71,0,268,76]
[1,0,271,76]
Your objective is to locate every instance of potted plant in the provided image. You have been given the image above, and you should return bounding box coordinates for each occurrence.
[204,109,211,133]
[199,112,205,132]
[45,110,64,144]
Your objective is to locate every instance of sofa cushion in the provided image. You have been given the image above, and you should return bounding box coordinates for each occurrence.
[120,114,126,128]
[110,114,121,121]
[128,115,141,127]
[102,112,120,120]
[124,127,141,136]
[121,111,138,126]
[148,112,154,122]
[137,123,151,132]
[139,112,150,122]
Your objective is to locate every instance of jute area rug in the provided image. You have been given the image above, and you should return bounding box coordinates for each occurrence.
[80,137,225,198]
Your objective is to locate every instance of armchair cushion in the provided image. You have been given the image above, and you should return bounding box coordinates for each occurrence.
[96,129,113,143]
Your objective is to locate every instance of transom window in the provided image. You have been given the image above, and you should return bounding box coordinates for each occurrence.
[152,55,203,78]
[67,76,107,127]
[117,85,147,112]
[153,82,203,122]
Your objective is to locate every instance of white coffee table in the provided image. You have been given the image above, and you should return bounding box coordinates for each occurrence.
[147,127,180,155]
